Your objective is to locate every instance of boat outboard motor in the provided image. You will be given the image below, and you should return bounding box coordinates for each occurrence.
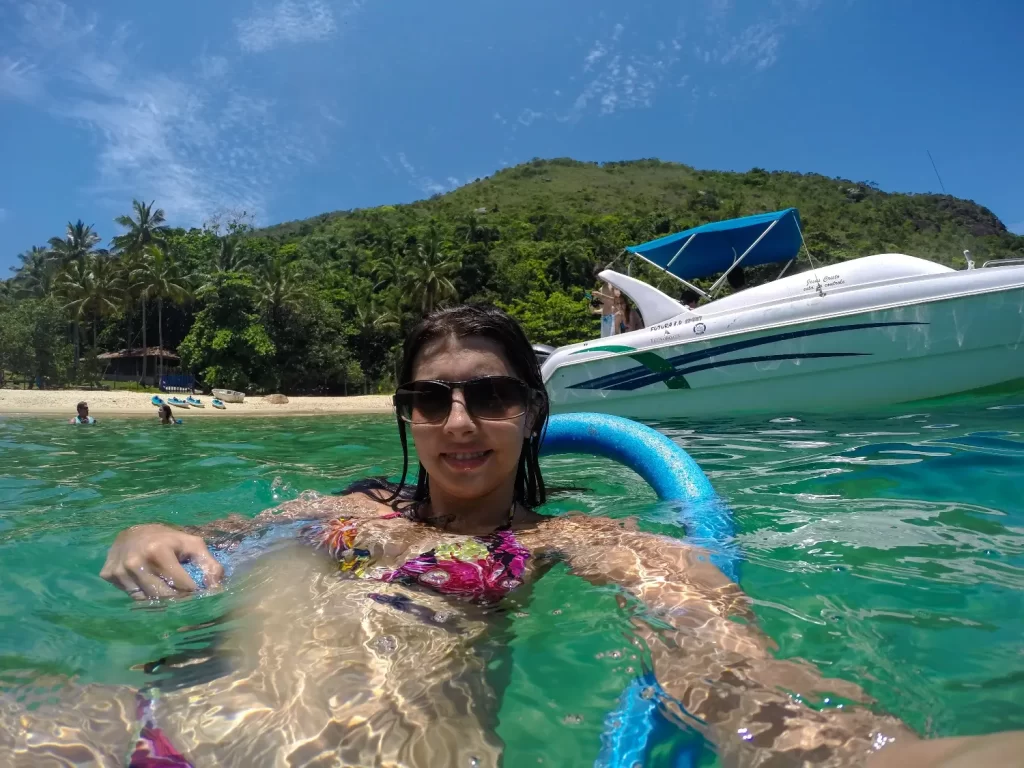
[532,343,556,365]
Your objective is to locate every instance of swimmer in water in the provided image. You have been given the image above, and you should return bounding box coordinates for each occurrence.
[7,305,1022,767]
[69,400,96,425]
[158,404,181,425]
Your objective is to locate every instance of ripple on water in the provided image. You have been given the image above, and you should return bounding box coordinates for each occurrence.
[195,456,250,468]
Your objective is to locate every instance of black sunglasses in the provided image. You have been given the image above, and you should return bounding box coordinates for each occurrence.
[394,376,536,424]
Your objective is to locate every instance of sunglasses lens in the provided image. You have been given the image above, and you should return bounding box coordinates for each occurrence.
[396,382,451,423]
[465,378,530,420]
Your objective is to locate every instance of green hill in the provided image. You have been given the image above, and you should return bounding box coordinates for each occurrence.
[262,157,1018,269]
[4,158,1022,394]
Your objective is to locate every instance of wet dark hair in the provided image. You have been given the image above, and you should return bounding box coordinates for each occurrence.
[159,404,172,420]
[348,304,550,521]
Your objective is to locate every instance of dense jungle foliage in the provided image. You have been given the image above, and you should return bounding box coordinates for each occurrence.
[2,157,1021,393]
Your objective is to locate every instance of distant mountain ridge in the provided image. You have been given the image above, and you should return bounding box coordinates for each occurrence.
[258,157,1020,268]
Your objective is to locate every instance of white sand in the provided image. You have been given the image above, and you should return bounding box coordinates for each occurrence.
[0,389,393,417]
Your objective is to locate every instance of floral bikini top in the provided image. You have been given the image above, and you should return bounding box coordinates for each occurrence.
[303,513,530,602]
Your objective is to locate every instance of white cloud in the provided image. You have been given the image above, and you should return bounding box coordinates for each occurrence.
[492,111,507,124]
[397,152,416,176]
[388,151,460,198]
[0,56,43,101]
[530,3,826,126]
[197,54,230,80]
[583,41,607,71]
[706,0,733,19]
[518,108,544,126]
[720,22,782,71]
[319,104,344,126]
[235,0,338,53]
[3,0,327,227]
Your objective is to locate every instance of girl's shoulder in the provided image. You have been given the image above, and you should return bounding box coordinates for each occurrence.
[252,488,399,526]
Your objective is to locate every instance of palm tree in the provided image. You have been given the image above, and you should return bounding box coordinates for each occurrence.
[49,221,101,266]
[195,236,251,295]
[111,200,171,377]
[407,223,460,314]
[56,259,91,370]
[351,298,399,393]
[255,255,310,326]
[117,249,146,374]
[457,212,491,244]
[371,246,408,292]
[215,236,250,273]
[12,246,58,298]
[111,200,169,254]
[353,300,399,336]
[56,254,122,371]
[134,245,192,382]
[86,253,122,349]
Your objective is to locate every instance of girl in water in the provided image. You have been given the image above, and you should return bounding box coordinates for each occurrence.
[7,306,1020,767]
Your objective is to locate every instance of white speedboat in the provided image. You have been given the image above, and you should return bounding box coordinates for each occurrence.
[542,208,1024,418]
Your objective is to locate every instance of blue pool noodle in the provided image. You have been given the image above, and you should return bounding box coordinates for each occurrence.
[541,412,740,768]
[541,412,738,581]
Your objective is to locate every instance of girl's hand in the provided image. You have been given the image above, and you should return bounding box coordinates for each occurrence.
[99,524,223,598]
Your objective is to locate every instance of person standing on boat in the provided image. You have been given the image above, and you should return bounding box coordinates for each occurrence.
[69,401,96,425]
[591,282,624,337]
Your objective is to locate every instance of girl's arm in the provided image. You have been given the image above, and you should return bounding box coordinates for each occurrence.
[99,491,390,598]
[549,515,918,766]
[554,516,1024,766]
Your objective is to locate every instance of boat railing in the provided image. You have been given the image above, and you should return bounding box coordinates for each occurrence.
[981,258,1024,269]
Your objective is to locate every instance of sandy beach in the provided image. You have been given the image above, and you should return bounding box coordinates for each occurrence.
[0,389,393,417]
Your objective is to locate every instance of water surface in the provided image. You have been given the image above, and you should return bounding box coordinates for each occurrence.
[1,396,1022,765]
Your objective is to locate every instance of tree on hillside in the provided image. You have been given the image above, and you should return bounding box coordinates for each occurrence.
[371,246,408,293]
[0,297,73,387]
[56,258,92,369]
[48,220,100,266]
[457,212,487,244]
[215,236,250,274]
[349,295,401,391]
[134,245,192,382]
[116,249,146,369]
[55,251,121,355]
[255,254,310,328]
[178,274,275,390]
[86,254,122,349]
[111,200,170,254]
[408,223,460,314]
[12,247,58,298]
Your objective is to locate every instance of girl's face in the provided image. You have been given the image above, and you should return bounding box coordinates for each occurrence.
[409,335,533,504]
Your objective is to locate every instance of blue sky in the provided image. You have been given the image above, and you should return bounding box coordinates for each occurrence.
[1,0,1022,272]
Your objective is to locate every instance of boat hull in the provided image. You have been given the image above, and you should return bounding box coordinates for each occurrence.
[544,286,1024,418]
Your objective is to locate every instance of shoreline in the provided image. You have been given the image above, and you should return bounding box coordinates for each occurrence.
[0,389,393,418]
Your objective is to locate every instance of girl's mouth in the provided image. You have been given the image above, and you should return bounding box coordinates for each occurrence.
[440,450,493,471]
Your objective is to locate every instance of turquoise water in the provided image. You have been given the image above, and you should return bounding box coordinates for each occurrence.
[1,395,1023,765]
